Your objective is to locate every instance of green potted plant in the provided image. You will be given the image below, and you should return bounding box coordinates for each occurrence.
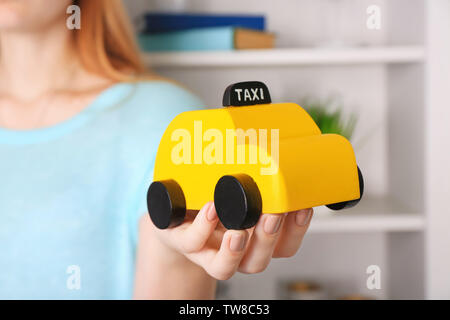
[300,97,357,141]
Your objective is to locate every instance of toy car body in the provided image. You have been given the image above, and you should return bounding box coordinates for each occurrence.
[147,82,364,230]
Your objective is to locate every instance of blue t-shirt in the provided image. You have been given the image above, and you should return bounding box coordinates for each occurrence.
[0,81,203,299]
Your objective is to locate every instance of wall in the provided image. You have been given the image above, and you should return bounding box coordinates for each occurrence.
[425,0,450,299]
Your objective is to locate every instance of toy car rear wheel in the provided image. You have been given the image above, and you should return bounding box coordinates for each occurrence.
[214,174,262,230]
[326,166,364,211]
[147,180,186,229]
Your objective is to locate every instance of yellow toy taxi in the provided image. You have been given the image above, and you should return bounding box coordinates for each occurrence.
[147,81,364,230]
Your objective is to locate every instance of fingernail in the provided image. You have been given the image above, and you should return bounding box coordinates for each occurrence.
[229,233,246,252]
[263,215,282,234]
[206,203,217,221]
[296,209,312,227]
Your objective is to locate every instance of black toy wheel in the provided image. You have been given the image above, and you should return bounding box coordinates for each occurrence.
[326,166,364,211]
[147,180,186,229]
[214,174,262,230]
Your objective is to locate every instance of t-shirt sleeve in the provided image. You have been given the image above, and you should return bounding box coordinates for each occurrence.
[124,81,205,243]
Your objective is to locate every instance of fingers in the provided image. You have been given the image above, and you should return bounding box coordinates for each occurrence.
[161,201,219,253]
[203,230,250,280]
[238,214,285,274]
[273,208,313,258]
[154,203,313,281]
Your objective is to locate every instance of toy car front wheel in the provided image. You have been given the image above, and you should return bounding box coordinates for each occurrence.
[214,174,262,230]
[147,180,186,229]
[326,166,364,211]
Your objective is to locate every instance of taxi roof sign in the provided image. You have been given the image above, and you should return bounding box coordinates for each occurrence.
[223,81,272,107]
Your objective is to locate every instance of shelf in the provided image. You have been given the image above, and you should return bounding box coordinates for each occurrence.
[144,46,425,68]
[309,197,424,233]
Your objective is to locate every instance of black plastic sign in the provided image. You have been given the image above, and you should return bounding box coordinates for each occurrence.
[223,81,272,107]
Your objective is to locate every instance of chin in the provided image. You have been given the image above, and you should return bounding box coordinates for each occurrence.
[0,0,71,32]
[0,1,27,30]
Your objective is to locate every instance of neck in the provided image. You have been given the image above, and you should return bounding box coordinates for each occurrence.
[0,21,77,101]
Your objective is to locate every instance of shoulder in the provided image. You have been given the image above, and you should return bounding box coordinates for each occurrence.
[125,80,203,116]
[108,80,204,154]
[112,80,204,134]
[133,80,201,102]
[107,81,205,225]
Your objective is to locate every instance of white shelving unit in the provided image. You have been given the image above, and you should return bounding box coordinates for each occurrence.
[125,0,450,300]
[144,46,425,68]
[143,45,426,238]
[310,198,424,233]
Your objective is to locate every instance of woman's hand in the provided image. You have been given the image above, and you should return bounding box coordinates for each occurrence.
[151,202,313,280]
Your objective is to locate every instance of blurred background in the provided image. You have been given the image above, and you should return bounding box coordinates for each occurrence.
[123,0,450,299]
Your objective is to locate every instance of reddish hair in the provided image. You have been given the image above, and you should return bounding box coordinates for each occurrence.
[73,0,149,81]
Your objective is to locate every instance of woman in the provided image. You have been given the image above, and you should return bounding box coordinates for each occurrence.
[0,0,313,299]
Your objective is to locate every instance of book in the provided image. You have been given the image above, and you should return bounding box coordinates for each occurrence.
[142,12,266,34]
[138,27,275,52]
